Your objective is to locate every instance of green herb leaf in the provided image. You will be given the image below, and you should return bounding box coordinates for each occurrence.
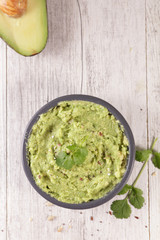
[56,145,88,170]
[110,137,159,219]
[118,184,132,195]
[73,147,88,165]
[128,187,144,209]
[56,151,74,170]
[111,199,131,219]
[135,150,152,162]
[152,152,160,169]
[67,144,78,152]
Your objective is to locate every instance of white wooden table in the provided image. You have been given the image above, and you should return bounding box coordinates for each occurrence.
[0,0,160,239]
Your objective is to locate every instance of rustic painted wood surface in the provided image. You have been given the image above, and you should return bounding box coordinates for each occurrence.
[147,0,160,240]
[0,0,160,239]
[0,41,6,240]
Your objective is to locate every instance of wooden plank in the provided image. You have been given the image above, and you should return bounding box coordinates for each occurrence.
[6,0,82,240]
[0,41,7,240]
[4,0,151,240]
[80,0,149,239]
[147,0,160,239]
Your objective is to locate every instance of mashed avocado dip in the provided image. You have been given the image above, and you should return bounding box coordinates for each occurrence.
[28,101,128,204]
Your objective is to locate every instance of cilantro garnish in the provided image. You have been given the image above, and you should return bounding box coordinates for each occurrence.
[135,150,152,162]
[55,144,88,170]
[118,184,132,195]
[111,199,131,219]
[152,152,160,169]
[128,187,144,209]
[110,138,160,219]
[73,147,88,165]
[55,152,74,170]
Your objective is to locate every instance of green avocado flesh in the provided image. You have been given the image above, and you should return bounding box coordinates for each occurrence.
[0,0,47,56]
[28,101,129,204]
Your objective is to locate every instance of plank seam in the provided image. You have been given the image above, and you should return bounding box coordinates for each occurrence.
[145,0,150,239]
[6,44,8,240]
[76,0,84,93]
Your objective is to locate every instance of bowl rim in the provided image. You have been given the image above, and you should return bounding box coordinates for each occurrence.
[22,94,135,210]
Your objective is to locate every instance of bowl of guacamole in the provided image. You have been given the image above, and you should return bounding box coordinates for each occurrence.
[22,95,135,209]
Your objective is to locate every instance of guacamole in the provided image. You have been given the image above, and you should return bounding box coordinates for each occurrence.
[28,101,128,204]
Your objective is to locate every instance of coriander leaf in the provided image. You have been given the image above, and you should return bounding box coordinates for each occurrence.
[152,152,160,169]
[128,187,144,209]
[56,151,74,170]
[67,144,78,152]
[135,150,152,162]
[118,184,132,195]
[55,151,66,166]
[73,147,88,165]
[111,199,131,219]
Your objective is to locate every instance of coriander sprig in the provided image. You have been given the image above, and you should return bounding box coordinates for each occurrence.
[55,144,88,170]
[111,138,160,219]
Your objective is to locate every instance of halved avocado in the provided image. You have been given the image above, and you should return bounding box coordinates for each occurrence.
[0,0,48,56]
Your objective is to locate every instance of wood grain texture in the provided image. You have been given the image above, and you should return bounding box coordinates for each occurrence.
[80,0,148,239]
[0,0,160,239]
[0,41,6,240]
[6,1,82,240]
[147,0,160,239]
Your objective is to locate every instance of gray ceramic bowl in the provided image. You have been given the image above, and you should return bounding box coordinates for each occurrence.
[22,95,135,209]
